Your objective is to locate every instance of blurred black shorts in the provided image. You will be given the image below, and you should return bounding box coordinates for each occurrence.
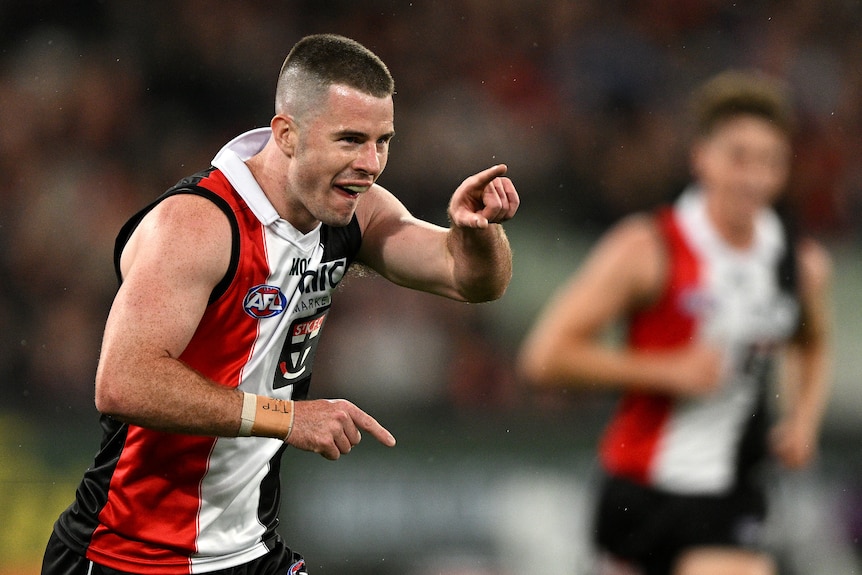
[594,474,768,575]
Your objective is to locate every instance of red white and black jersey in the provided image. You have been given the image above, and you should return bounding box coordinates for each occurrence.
[51,128,361,573]
[599,189,800,495]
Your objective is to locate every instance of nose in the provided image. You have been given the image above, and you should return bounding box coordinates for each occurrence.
[353,141,384,176]
[740,155,786,196]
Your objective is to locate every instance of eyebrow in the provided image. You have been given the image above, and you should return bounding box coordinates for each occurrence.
[335,129,395,141]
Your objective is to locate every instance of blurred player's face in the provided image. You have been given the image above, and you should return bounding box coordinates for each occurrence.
[692,115,791,222]
[285,84,394,231]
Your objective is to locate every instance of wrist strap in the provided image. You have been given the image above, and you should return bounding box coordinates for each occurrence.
[251,396,295,441]
[238,392,257,436]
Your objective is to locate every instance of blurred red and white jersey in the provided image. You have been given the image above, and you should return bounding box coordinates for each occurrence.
[600,188,800,495]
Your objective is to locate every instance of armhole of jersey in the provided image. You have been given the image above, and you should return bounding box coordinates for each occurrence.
[778,229,802,340]
[321,215,363,266]
[644,208,676,306]
[776,229,799,296]
[113,187,241,304]
[771,196,799,289]
[348,215,362,263]
[768,198,803,339]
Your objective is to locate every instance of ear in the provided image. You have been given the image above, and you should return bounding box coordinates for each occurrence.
[271,114,298,157]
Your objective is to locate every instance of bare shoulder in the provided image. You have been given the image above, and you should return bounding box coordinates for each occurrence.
[587,213,666,299]
[530,212,666,337]
[122,193,232,284]
[354,183,412,233]
[602,212,664,252]
[146,193,232,235]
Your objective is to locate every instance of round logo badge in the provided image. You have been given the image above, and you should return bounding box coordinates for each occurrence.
[243,284,287,318]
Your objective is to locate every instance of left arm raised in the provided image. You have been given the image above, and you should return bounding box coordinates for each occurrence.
[356,164,518,302]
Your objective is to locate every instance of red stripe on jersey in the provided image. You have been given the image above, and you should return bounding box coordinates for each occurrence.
[180,170,269,390]
[599,208,700,484]
[88,430,215,573]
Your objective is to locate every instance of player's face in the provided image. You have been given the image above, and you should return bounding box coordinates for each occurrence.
[692,114,791,220]
[287,85,394,231]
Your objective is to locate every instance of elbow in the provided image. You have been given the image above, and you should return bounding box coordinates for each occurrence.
[485,262,514,302]
[94,377,120,416]
[464,283,508,304]
[460,269,513,303]
[94,366,133,419]
[516,347,557,390]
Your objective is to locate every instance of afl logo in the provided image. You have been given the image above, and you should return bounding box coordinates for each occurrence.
[243,284,287,318]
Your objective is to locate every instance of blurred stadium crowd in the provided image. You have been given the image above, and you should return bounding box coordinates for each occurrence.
[1,0,860,418]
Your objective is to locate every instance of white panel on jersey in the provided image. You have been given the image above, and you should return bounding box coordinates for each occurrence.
[650,190,800,494]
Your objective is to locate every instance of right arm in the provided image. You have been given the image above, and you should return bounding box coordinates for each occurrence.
[516,215,722,396]
[94,194,242,435]
[95,194,393,459]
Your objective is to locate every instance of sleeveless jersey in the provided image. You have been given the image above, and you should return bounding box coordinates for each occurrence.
[51,128,361,573]
[599,189,800,495]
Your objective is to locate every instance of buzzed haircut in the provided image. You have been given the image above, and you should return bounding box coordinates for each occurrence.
[690,69,796,137]
[275,34,395,119]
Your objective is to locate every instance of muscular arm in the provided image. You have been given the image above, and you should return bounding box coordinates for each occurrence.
[517,215,722,396]
[94,194,242,435]
[356,165,517,302]
[771,238,833,469]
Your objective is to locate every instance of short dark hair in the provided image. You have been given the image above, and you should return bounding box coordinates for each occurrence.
[275,34,394,118]
[691,69,796,137]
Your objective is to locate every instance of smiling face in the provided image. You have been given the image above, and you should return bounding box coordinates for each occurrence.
[691,114,791,231]
[279,84,395,232]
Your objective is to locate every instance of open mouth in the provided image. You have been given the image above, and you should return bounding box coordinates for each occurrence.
[335,184,369,198]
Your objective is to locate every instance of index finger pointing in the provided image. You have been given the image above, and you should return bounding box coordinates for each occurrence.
[466,164,508,189]
[350,405,396,447]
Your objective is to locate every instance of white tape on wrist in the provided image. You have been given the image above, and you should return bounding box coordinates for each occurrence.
[285,400,295,442]
[238,392,257,436]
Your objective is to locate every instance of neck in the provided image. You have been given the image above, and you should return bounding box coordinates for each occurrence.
[245,149,306,228]
[704,194,757,249]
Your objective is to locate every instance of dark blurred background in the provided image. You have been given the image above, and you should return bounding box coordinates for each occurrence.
[1,1,861,574]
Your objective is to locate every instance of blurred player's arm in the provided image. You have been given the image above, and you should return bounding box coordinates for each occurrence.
[517,214,721,397]
[356,165,517,303]
[771,237,833,469]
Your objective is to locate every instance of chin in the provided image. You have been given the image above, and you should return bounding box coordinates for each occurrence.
[731,188,770,211]
[321,210,356,228]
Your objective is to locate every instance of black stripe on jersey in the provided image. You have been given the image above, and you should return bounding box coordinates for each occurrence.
[320,216,362,267]
[52,414,129,552]
[258,444,287,544]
